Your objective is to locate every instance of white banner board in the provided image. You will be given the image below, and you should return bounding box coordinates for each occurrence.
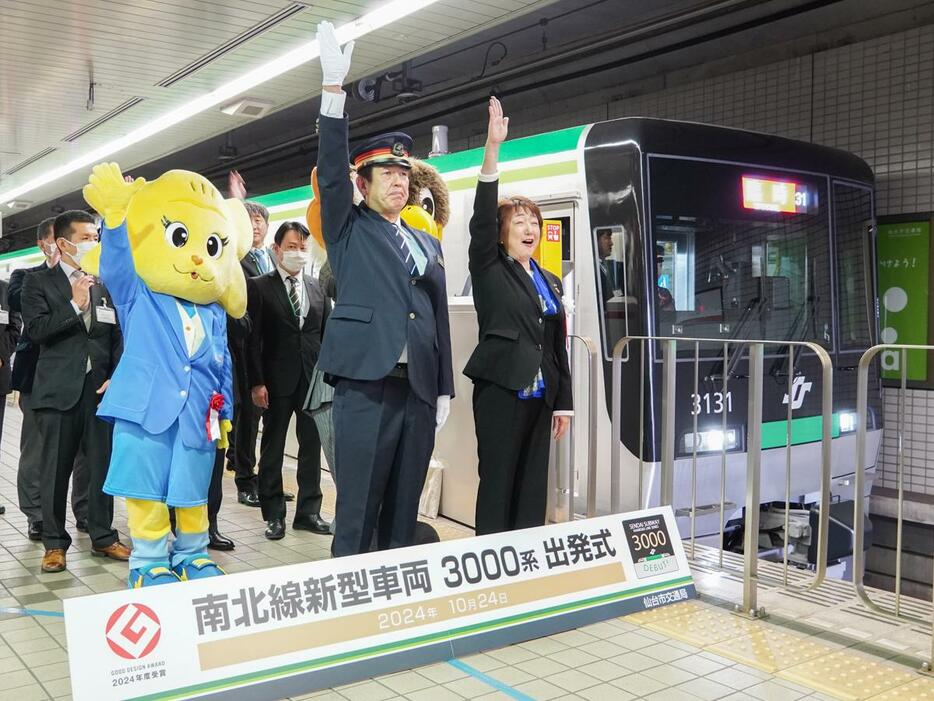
[65,506,695,700]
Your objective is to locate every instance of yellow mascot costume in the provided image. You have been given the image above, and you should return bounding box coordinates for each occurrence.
[82,163,251,587]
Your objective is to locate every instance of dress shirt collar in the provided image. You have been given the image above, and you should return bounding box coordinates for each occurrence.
[59,259,80,280]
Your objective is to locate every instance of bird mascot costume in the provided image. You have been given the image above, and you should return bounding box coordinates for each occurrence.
[82,163,251,587]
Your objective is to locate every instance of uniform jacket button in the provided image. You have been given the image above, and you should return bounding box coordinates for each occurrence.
[410,279,417,286]
[409,312,416,319]
[536,343,543,351]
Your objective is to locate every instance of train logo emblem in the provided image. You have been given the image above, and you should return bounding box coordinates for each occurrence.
[622,516,678,579]
[105,603,162,660]
[782,375,812,410]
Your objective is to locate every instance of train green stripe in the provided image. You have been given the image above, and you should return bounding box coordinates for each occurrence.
[252,125,586,208]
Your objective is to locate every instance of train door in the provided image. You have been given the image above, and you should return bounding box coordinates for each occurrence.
[536,200,582,522]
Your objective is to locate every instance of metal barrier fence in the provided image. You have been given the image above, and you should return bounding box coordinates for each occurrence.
[853,343,934,675]
[609,335,834,616]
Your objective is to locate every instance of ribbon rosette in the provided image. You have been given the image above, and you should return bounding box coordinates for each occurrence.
[205,392,225,442]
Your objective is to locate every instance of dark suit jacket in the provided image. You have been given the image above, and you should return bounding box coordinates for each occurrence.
[227,312,251,405]
[240,248,273,279]
[316,114,454,407]
[246,270,328,398]
[0,280,23,395]
[9,262,47,393]
[21,265,123,412]
[463,178,572,411]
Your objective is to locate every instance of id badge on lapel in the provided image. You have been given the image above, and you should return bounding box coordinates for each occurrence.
[436,253,445,269]
[95,297,117,325]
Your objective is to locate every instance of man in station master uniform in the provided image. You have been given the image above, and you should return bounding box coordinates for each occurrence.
[315,21,454,557]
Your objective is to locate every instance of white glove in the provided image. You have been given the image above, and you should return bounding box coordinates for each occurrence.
[317,21,354,86]
[435,395,451,433]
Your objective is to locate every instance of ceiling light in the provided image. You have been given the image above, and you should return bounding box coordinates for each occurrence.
[6,200,32,210]
[0,0,442,205]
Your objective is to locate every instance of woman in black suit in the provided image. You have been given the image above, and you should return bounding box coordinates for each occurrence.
[465,97,573,535]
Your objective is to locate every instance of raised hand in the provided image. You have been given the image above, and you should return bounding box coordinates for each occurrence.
[228,170,247,200]
[318,21,354,87]
[82,162,145,228]
[486,96,509,145]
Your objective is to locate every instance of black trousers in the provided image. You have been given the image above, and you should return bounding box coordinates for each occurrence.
[230,397,259,493]
[17,393,88,525]
[34,374,117,551]
[208,448,224,529]
[331,376,435,556]
[257,376,322,522]
[473,380,552,536]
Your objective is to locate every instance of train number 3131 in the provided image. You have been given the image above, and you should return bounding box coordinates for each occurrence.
[691,391,733,415]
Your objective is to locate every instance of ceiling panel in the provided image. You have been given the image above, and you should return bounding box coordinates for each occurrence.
[2,0,556,208]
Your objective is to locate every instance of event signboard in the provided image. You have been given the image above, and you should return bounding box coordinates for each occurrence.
[65,507,694,700]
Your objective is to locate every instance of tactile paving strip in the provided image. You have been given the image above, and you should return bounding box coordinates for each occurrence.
[707,626,837,673]
[779,650,919,701]
[637,603,762,646]
[866,677,934,701]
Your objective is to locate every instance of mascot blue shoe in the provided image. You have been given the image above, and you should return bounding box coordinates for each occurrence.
[129,564,181,588]
[173,554,227,581]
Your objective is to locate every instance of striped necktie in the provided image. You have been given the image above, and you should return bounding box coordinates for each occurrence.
[287,276,301,317]
[393,223,418,276]
[71,270,91,330]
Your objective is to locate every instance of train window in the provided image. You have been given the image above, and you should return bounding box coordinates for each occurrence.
[833,183,874,350]
[648,156,832,353]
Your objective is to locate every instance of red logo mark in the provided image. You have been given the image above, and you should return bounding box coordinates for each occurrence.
[105,603,162,660]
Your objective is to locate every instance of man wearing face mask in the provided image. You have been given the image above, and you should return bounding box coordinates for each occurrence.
[9,218,91,541]
[246,221,330,540]
[21,210,129,573]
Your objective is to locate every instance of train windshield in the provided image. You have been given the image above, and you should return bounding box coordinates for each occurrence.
[648,156,832,350]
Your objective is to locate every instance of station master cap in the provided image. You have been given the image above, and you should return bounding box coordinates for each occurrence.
[350,132,414,170]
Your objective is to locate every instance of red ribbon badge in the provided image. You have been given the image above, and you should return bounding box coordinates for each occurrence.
[206,392,225,441]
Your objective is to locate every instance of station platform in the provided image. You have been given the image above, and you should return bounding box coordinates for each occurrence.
[0,401,931,701]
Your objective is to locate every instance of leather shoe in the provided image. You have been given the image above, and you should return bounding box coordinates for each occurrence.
[238,491,260,507]
[27,521,42,541]
[264,518,285,540]
[92,541,131,561]
[293,514,331,535]
[41,549,66,573]
[284,492,295,502]
[75,519,88,533]
[208,529,235,551]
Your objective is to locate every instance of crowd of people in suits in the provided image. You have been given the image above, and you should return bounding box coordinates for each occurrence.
[0,22,573,574]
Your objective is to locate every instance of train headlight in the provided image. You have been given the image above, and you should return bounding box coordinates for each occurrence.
[839,412,857,433]
[682,429,738,453]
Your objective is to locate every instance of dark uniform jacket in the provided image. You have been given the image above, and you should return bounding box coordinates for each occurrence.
[8,262,47,393]
[315,114,454,407]
[464,178,573,411]
[0,280,22,396]
[246,270,328,398]
[21,265,122,412]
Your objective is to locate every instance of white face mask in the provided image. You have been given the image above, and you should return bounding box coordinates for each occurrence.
[280,250,308,274]
[63,239,97,265]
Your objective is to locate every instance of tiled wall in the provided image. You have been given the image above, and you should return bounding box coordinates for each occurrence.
[465,24,934,494]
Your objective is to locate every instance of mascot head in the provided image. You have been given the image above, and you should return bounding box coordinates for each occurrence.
[82,166,252,317]
[401,158,449,240]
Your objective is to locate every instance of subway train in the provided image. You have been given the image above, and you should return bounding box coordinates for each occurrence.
[251,116,883,561]
[3,116,882,560]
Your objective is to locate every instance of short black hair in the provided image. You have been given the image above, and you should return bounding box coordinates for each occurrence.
[36,217,56,241]
[53,210,96,240]
[273,221,310,246]
[244,201,269,223]
[357,164,374,183]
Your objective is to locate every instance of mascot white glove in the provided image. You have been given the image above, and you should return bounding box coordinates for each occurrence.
[317,21,354,86]
[436,395,451,433]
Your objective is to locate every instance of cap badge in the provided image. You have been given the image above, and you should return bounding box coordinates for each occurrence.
[392,142,406,157]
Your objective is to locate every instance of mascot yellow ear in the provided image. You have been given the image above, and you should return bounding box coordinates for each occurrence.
[81,243,103,277]
[401,205,441,240]
[218,197,252,318]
